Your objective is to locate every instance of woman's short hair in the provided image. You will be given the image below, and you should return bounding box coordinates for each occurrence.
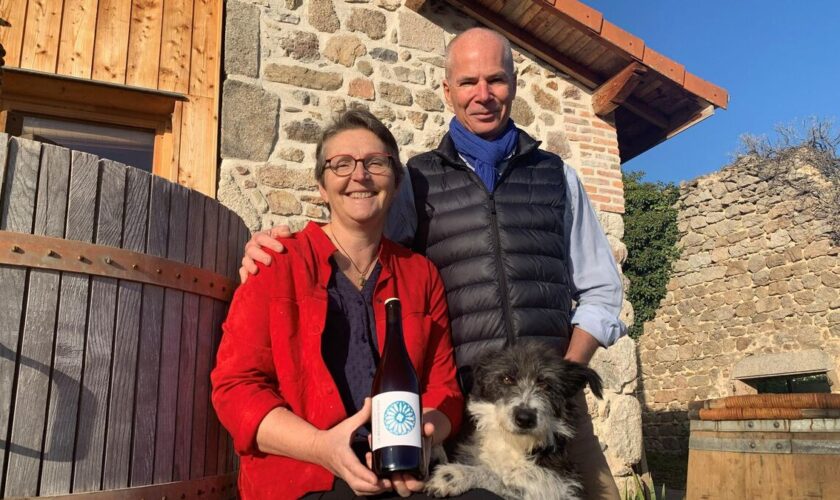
[314,109,403,186]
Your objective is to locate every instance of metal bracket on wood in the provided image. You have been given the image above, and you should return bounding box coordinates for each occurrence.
[0,230,236,301]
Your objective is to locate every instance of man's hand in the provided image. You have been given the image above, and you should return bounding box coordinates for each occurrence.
[238,225,293,284]
[313,398,392,496]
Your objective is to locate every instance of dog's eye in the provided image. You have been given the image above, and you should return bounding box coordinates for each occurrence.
[500,375,514,385]
[536,378,549,389]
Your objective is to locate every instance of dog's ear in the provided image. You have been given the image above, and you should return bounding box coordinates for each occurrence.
[563,362,603,399]
[466,349,496,398]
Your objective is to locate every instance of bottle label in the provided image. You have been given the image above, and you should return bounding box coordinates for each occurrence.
[372,391,421,450]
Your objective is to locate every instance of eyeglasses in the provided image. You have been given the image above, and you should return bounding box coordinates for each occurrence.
[324,153,393,177]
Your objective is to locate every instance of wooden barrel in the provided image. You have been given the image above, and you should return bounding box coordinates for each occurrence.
[0,135,249,498]
[686,394,840,499]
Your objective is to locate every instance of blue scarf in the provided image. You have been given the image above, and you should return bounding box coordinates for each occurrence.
[449,117,519,192]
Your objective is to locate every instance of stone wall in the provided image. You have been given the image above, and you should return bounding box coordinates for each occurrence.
[638,152,840,454]
[588,336,644,493]
[217,0,643,487]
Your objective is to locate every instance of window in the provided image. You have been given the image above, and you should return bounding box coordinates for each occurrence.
[748,373,831,394]
[0,67,185,179]
[7,114,156,171]
[731,350,837,396]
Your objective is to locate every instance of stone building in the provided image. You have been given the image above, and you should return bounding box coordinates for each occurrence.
[217,0,728,487]
[0,0,732,491]
[638,149,840,455]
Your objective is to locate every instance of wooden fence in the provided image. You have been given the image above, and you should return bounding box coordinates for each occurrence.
[0,134,246,497]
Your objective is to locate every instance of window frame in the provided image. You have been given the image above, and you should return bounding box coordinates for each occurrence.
[6,111,159,172]
[0,67,187,181]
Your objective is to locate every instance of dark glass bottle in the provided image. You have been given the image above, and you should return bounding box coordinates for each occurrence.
[371,298,425,479]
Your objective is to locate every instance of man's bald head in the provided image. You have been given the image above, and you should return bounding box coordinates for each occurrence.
[445,28,515,79]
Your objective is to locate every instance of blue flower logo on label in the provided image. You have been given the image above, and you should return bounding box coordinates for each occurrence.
[383,400,417,436]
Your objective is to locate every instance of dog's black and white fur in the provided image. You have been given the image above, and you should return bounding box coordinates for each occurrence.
[425,341,603,500]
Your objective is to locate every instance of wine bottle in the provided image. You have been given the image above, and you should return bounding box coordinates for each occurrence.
[371,297,425,479]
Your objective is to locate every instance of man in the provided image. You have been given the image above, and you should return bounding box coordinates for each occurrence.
[242,28,625,499]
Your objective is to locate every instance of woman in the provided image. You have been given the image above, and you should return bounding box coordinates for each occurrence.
[211,110,463,499]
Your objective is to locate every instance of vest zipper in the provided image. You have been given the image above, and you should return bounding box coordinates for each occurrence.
[488,194,516,346]
[454,153,519,347]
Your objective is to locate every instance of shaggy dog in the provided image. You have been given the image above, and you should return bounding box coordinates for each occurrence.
[425,341,603,500]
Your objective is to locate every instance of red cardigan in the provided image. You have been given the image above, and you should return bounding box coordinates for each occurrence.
[211,222,463,500]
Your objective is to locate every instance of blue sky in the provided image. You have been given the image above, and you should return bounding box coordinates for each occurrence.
[585,0,840,184]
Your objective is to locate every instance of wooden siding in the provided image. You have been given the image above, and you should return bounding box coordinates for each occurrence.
[0,0,222,197]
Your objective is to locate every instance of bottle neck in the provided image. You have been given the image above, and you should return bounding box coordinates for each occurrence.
[383,299,406,356]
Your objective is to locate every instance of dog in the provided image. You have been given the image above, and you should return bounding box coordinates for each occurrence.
[425,340,603,500]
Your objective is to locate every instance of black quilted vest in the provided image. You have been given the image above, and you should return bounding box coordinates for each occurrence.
[408,131,572,373]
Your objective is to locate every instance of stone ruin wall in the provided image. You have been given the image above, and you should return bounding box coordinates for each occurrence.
[638,154,840,455]
[217,0,643,488]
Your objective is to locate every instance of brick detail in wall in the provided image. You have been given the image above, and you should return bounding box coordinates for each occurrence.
[562,109,624,213]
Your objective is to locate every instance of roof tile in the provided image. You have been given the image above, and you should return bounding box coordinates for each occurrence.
[642,47,686,86]
[684,72,729,109]
[601,20,644,60]
[552,0,603,33]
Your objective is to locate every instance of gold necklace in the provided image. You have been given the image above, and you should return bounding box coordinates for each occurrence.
[328,230,379,288]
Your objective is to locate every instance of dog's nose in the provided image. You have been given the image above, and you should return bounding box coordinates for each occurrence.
[513,407,537,429]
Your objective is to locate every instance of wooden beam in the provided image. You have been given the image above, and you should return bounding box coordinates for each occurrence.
[592,62,646,116]
[666,103,715,140]
[444,0,603,88]
[2,68,185,116]
[622,95,669,130]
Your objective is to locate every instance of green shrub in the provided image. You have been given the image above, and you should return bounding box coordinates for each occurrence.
[622,171,681,339]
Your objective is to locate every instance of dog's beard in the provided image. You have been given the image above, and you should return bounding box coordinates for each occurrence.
[468,394,574,459]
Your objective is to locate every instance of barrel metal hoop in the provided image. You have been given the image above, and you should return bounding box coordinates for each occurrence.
[5,472,237,499]
[790,418,840,432]
[691,435,840,455]
[690,436,792,454]
[0,230,236,301]
[692,418,840,433]
[792,439,840,454]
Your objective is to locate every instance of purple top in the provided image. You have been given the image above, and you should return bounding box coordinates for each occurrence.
[321,258,383,430]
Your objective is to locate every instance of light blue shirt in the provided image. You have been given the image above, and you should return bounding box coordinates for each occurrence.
[385,158,627,348]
